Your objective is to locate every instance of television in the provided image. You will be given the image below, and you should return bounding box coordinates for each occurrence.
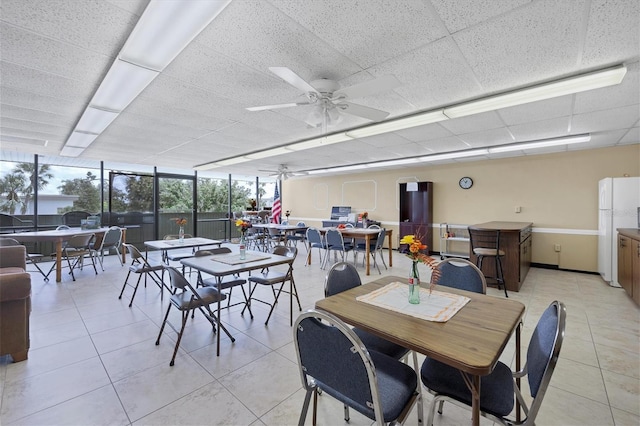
[330,206,351,220]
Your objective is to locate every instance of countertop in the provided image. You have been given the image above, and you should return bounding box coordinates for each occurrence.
[618,228,640,239]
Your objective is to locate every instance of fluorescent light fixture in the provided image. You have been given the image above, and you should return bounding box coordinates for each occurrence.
[489,134,591,153]
[66,131,99,148]
[369,158,420,168]
[60,146,85,157]
[1,135,49,146]
[193,163,220,171]
[120,0,233,71]
[246,103,299,111]
[91,60,158,111]
[287,133,352,151]
[346,110,448,138]
[215,157,251,166]
[75,107,119,134]
[419,148,489,162]
[309,164,370,174]
[245,147,293,160]
[444,65,627,118]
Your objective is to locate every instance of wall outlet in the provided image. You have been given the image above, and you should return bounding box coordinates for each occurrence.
[554,243,561,252]
[514,206,521,213]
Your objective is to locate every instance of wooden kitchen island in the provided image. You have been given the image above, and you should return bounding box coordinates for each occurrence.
[469,221,533,292]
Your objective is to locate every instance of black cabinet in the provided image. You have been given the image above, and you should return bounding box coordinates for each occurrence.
[399,182,433,253]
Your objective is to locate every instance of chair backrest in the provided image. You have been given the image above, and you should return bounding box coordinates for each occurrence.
[56,225,71,230]
[165,266,191,291]
[62,211,91,226]
[101,227,122,247]
[271,245,297,259]
[294,309,383,422]
[433,258,486,294]
[524,301,566,421]
[122,243,144,261]
[281,220,289,225]
[468,228,501,251]
[306,228,322,245]
[296,221,306,227]
[66,234,94,249]
[195,247,232,257]
[344,223,355,228]
[0,238,21,246]
[326,229,345,248]
[164,234,193,240]
[367,224,381,229]
[374,228,386,250]
[325,262,362,297]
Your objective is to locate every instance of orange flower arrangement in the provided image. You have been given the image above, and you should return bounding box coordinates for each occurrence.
[399,231,440,293]
[173,217,187,226]
[235,219,252,234]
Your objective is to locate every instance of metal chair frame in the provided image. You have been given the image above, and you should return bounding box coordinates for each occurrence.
[119,243,167,307]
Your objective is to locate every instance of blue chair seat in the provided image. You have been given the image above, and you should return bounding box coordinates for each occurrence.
[421,357,514,417]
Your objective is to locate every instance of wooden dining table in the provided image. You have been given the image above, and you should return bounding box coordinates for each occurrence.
[9,227,127,282]
[315,275,525,426]
[314,227,393,275]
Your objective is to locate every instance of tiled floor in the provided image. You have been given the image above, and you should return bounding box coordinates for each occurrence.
[1,247,639,425]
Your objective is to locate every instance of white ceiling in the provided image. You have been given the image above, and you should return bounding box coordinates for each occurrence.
[1,0,638,177]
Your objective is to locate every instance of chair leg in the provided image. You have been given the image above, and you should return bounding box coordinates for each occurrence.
[497,256,508,297]
[128,274,144,307]
[298,388,314,426]
[169,309,190,366]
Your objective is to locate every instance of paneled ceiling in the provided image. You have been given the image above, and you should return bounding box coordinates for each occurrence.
[1,0,638,177]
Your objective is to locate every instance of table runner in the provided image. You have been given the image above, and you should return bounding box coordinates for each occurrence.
[210,253,270,265]
[356,281,470,322]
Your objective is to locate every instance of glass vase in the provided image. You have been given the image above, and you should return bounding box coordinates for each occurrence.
[178,226,185,243]
[239,233,246,260]
[408,261,421,304]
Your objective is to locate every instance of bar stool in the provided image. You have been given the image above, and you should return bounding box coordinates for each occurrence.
[468,228,508,297]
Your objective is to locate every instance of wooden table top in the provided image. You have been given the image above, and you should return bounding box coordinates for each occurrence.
[316,275,525,376]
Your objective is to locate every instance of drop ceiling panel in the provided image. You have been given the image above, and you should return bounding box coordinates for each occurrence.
[417,136,470,153]
[196,0,362,81]
[0,22,112,82]
[581,0,640,67]
[571,105,640,134]
[113,112,212,141]
[1,117,69,138]
[0,61,97,103]
[458,127,514,147]
[394,123,455,143]
[440,111,505,134]
[453,1,586,91]
[574,63,640,114]
[430,0,531,34]
[0,0,140,56]
[619,127,639,145]
[508,117,572,141]
[125,98,233,132]
[0,86,85,117]
[371,38,483,110]
[1,104,77,128]
[498,96,574,126]
[271,0,447,69]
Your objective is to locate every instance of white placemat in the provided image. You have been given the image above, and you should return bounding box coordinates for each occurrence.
[210,253,270,265]
[356,282,470,322]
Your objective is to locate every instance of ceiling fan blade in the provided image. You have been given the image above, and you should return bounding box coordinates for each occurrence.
[246,101,312,111]
[333,75,401,100]
[339,102,390,122]
[269,67,319,94]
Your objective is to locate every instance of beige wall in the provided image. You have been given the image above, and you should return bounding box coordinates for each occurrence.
[282,144,640,272]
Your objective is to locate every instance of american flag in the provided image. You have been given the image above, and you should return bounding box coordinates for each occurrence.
[271,182,281,224]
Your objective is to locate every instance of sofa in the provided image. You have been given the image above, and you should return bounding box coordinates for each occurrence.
[0,245,31,362]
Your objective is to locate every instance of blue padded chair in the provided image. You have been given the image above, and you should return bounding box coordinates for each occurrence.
[294,309,421,426]
[354,227,388,274]
[323,228,354,269]
[305,227,326,266]
[421,301,566,426]
[432,258,486,294]
[324,262,422,422]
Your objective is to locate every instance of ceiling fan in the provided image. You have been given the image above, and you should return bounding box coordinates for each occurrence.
[247,67,401,129]
[259,164,308,180]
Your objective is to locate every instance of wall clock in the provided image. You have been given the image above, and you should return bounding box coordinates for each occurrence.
[459,177,473,189]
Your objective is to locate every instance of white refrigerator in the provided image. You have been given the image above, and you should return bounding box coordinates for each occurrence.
[598,177,640,287]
